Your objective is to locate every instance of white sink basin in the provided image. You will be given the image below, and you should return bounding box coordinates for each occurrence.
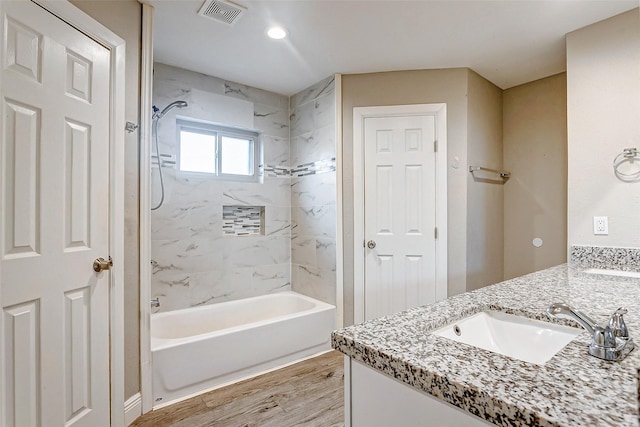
[432,311,581,365]
[583,268,640,278]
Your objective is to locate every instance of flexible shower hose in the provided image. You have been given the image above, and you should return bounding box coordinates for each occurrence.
[151,117,165,211]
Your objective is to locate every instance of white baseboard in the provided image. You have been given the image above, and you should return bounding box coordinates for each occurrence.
[124,393,142,426]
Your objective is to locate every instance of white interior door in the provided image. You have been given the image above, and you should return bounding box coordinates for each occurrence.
[363,115,437,321]
[0,1,111,426]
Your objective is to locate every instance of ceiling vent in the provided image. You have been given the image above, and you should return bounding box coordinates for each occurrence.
[198,0,247,26]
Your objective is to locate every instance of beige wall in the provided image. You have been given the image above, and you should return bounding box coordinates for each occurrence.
[567,9,640,249]
[466,71,504,291]
[503,74,568,279]
[69,0,142,400]
[341,69,470,325]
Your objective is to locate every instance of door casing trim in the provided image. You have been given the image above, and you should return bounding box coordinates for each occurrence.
[30,0,126,424]
[139,2,154,415]
[353,104,448,324]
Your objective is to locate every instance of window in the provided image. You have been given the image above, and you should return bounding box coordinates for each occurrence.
[179,128,216,174]
[177,119,260,181]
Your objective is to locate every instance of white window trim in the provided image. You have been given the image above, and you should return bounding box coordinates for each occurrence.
[176,118,261,182]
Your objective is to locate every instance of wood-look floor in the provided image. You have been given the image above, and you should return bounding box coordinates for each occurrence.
[131,351,344,427]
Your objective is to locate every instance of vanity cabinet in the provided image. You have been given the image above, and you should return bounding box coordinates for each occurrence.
[345,357,492,427]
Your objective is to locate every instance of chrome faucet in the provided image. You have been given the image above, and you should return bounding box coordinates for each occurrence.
[546,303,634,361]
[546,303,597,335]
[151,298,160,308]
[609,307,630,339]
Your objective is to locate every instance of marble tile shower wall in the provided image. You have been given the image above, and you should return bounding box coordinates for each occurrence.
[290,77,337,306]
[151,63,292,312]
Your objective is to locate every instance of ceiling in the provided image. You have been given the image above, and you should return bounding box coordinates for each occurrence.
[150,0,638,96]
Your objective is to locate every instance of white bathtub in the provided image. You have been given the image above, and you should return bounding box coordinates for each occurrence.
[151,291,336,407]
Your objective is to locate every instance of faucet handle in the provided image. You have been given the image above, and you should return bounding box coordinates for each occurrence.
[593,324,617,349]
[609,307,629,339]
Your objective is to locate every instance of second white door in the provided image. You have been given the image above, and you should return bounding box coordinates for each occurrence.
[363,115,437,321]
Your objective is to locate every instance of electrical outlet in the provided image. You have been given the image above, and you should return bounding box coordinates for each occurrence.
[593,216,608,235]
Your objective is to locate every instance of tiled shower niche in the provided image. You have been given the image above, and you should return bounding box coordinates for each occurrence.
[223,206,265,236]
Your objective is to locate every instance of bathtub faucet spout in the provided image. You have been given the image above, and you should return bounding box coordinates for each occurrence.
[151,298,160,308]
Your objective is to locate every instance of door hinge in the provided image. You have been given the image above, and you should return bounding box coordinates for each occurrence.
[434,227,438,239]
[434,140,438,152]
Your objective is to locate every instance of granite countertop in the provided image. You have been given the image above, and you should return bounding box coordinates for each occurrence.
[332,264,640,426]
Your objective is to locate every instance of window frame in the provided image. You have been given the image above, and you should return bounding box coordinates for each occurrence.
[176,118,261,182]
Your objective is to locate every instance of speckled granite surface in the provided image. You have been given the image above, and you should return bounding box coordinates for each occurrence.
[332,264,640,426]
[571,245,640,272]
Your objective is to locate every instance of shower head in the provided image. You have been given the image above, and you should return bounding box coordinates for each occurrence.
[153,100,188,120]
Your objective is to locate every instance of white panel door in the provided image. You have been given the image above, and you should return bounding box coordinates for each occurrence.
[0,1,111,426]
[363,116,437,321]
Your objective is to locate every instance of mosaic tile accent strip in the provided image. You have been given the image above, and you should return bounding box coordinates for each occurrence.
[152,153,177,168]
[262,158,336,178]
[291,158,336,177]
[570,245,640,271]
[262,165,290,177]
[222,205,264,236]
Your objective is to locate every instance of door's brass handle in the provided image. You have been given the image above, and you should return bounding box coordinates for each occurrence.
[93,257,112,272]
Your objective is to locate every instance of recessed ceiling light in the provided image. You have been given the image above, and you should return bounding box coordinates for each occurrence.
[267,26,287,40]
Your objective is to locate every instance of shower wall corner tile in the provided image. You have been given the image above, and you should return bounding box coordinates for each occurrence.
[264,205,291,237]
[290,126,335,167]
[290,101,315,138]
[291,204,337,239]
[314,93,336,130]
[223,80,289,110]
[291,236,317,267]
[288,71,337,308]
[312,125,337,157]
[254,103,290,138]
[289,133,309,167]
[315,237,337,272]
[290,75,335,110]
[291,264,336,306]
[291,173,336,207]
[262,135,290,167]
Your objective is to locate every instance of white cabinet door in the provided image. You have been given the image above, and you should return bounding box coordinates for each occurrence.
[347,359,493,427]
[363,115,437,321]
[0,1,111,425]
